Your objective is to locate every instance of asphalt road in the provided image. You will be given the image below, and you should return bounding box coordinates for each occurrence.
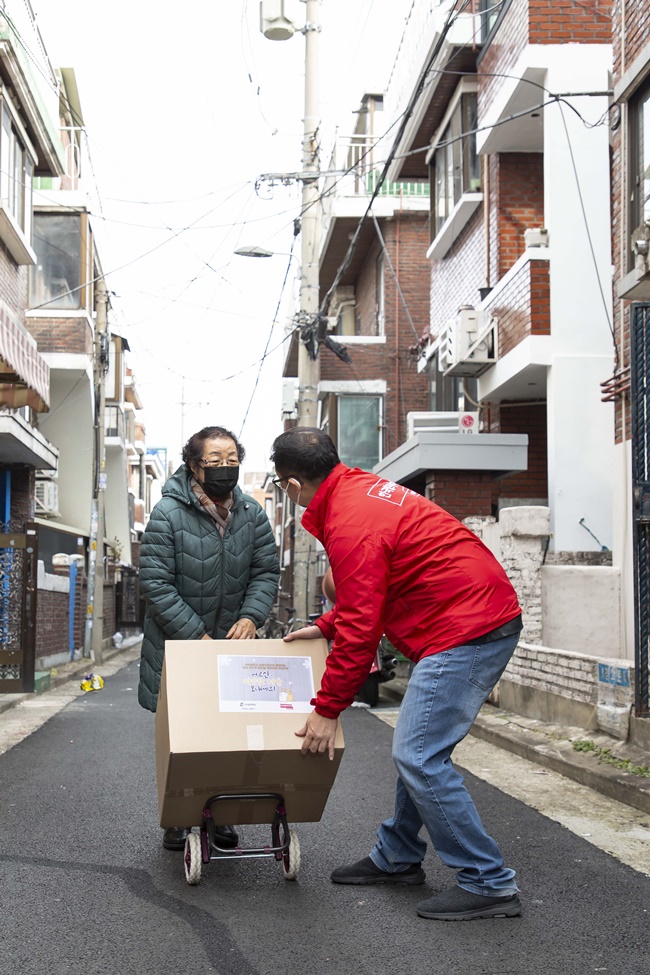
[1,657,649,975]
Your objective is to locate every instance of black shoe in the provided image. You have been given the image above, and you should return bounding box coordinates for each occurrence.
[162,827,191,851]
[212,824,239,849]
[331,855,425,886]
[416,887,522,920]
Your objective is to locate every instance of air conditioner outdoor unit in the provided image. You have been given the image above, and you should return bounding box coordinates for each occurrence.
[439,306,497,378]
[35,479,60,517]
[407,412,463,439]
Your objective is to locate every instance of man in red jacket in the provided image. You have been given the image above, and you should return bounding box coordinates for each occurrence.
[270,427,523,921]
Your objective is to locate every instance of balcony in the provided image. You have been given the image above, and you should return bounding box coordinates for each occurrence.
[477,250,551,403]
[0,409,58,468]
[0,2,65,176]
[105,404,136,450]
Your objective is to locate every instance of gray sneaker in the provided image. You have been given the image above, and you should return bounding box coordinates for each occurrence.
[417,887,522,920]
[331,856,425,885]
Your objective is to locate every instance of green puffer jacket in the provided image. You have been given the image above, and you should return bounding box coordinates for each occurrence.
[138,465,280,712]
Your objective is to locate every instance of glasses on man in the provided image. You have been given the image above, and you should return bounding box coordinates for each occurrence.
[271,475,297,489]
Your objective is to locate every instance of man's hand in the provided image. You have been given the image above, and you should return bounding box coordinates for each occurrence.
[226,618,257,640]
[295,711,338,761]
[284,625,321,642]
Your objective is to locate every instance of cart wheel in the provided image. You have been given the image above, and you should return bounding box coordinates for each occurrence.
[184,832,202,886]
[282,830,300,881]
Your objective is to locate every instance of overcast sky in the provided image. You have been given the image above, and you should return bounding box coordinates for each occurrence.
[34,0,412,473]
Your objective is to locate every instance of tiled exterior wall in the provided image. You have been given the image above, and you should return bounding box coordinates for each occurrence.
[505,642,597,704]
[0,255,29,321]
[429,209,485,335]
[25,315,94,356]
[479,0,529,114]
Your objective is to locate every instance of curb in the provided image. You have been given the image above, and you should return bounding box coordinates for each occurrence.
[0,638,142,718]
[378,678,650,817]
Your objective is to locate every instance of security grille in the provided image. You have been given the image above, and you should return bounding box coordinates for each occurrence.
[630,302,650,717]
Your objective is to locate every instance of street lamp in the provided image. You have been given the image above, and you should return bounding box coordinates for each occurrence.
[259,0,322,623]
[234,245,275,258]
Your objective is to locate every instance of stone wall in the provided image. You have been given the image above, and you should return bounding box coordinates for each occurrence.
[464,505,633,738]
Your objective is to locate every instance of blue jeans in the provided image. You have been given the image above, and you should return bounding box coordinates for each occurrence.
[370,634,519,896]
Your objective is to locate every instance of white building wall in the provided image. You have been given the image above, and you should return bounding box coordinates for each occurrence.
[543,45,616,552]
[38,363,94,533]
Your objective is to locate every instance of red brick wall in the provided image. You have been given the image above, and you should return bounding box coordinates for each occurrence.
[320,211,430,452]
[498,402,548,498]
[492,154,545,279]
[430,209,485,335]
[425,471,495,520]
[25,315,94,356]
[529,0,612,44]
[36,588,70,657]
[611,0,650,443]
[484,258,550,358]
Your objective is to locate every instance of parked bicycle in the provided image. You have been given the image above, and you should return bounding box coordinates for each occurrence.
[259,608,326,640]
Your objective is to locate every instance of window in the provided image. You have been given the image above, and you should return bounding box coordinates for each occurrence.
[429,91,480,240]
[479,0,505,42]
[375,252,385,335]
[30,213,86,310]
[0,102,33,237]
[337,395,382,471]
[630,80,650,253]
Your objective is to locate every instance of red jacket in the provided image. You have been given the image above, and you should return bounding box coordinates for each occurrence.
[302,464,521,719]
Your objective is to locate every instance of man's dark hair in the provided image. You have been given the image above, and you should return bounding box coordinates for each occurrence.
[271,427,340,482]
[182,426,246,465]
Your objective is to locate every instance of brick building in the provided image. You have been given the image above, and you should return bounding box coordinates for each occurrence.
[607,0,650,735]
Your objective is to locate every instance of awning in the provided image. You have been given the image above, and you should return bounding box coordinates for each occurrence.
[0,305,49,412]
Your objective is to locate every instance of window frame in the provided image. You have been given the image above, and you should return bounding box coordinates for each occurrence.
[336,393,384,471]
[29,210,92,312]
[427,80,480,242]
[629,77,650,271]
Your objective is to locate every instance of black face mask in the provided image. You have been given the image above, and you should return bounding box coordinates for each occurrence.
[202,465,239,501]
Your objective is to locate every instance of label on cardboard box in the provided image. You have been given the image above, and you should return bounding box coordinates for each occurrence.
[217,653,315,712]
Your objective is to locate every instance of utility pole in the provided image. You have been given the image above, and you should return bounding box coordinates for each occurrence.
[84,282,108,663]
[293,0,321,624]
[260,0,322,623]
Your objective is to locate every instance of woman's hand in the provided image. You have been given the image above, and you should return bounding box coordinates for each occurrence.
[226,618,257,640]
[284,625,321,642]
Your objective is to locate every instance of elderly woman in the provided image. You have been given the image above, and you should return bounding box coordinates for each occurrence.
[138,425,280,851]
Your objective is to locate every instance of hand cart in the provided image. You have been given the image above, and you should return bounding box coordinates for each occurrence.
[183,791,300,886]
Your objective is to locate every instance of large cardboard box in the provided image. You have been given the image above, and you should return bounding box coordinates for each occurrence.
[155,638,345,828]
